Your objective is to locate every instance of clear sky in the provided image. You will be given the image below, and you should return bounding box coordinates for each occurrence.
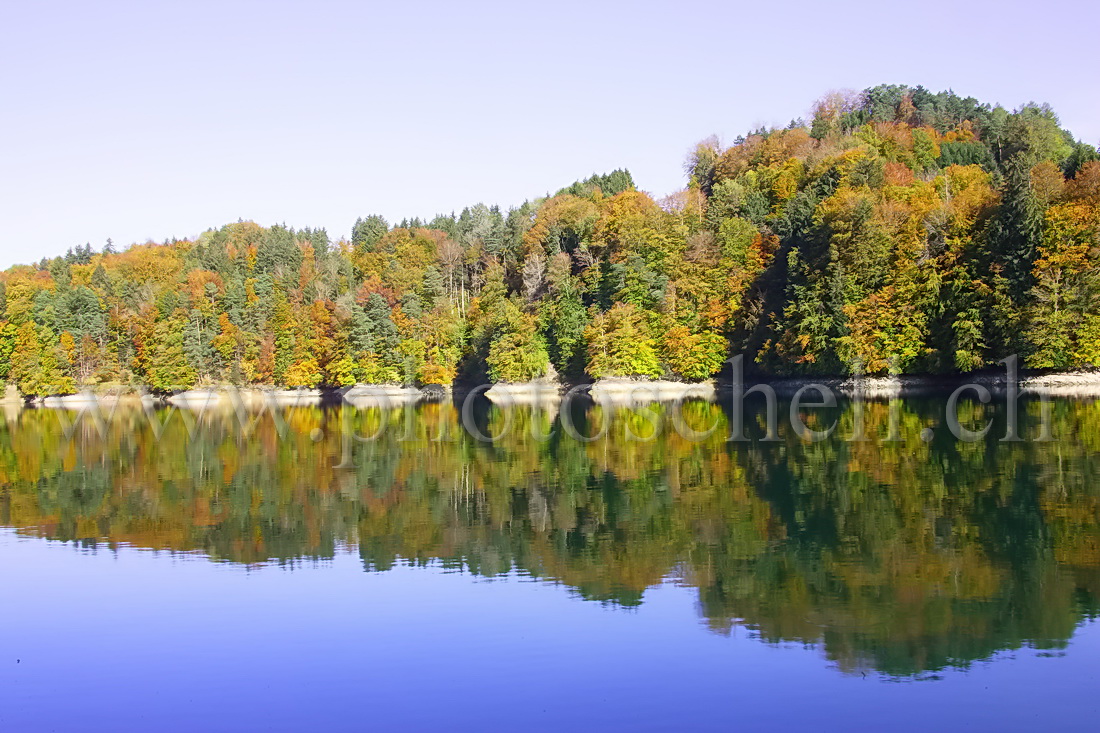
[2,0,1097,268]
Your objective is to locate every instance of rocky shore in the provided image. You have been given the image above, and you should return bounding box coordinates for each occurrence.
[729,370,1100,399]
[14,368,1100,410]
[483,379,562,404]
[586,378,716,403]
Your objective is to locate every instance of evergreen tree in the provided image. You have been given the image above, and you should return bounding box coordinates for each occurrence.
[990,157,1044,303]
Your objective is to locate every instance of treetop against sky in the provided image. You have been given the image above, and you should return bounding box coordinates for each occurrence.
[3,0,1098,261]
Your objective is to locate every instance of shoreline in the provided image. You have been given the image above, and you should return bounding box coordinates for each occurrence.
[482,380,562,405]
[12,368,1100,409]
[731,370,1100,399]
[586,378,716,403]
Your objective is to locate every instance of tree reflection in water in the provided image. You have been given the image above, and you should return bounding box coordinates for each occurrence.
[1,394,1097,677]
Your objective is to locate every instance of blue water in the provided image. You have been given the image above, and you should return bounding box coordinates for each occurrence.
[3,397,1100,731]
[2,530,1097,732]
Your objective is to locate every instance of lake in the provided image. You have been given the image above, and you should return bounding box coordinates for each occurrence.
[1,394,1098,731]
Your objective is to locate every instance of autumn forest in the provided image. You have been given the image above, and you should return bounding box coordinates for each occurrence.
[3,84,1100,396]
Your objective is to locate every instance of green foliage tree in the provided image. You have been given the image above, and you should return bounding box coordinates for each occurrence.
[584,303,661,379]
[486,300,549,382]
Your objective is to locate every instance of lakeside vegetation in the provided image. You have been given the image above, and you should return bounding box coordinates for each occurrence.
[2,84,1099,396]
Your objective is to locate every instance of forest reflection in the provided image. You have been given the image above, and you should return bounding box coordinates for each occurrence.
[1,395,1098,677]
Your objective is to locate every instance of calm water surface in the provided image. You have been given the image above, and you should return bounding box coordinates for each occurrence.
[0,396,1097,731]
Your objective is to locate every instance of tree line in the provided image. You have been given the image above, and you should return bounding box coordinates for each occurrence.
[2,84,1099,395]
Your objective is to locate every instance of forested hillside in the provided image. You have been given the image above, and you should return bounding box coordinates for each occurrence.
[2,84,1099,395]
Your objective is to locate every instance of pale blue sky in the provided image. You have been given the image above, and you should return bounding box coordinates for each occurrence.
[2,0,1097,267]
